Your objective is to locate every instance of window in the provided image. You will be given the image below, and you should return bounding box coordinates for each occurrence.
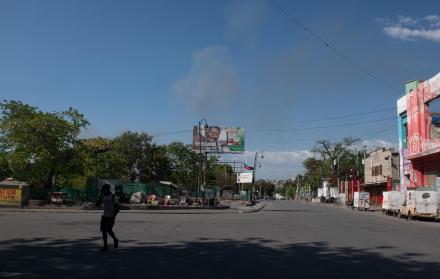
[429,97,440,139]
[401,114,408,148]
[402,123,408,148]
[372,165,383,177]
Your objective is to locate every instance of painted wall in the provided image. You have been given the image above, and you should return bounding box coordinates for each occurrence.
[407,73,440,159]
[397,72,440,189]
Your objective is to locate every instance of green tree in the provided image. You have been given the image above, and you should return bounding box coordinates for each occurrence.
[255,179,275,198]
[0,150,11,180]
[209,163,235,187]
[166,142,199,186]
[280,179,296,198]
[139,144,171,182]
[0,100,89,187]
[112,131,153,181]
[309,137,359,187]
[77,137,127,179]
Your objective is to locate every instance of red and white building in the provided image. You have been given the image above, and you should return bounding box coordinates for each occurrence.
[397,72,440,191]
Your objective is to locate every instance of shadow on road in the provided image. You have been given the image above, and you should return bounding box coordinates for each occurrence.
[0,237,439,278]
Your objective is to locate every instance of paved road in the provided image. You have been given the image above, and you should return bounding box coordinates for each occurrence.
[1,201,440,278]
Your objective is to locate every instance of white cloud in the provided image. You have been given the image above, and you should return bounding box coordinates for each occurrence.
[425,14,440,28]
[225,150,313,180]
[425,15,440,21]
[397,15,417,26]
[172,46,239,114]
[382,14,440,42]
[384,26,440,42]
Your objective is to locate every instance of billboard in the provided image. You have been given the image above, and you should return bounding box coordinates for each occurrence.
[237,172,253,184]
[192,126,245,153]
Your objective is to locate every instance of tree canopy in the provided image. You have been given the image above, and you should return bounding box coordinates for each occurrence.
[0,100,89,187]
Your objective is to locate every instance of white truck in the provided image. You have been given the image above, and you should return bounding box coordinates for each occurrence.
[400,189,439,220]
[330,187,339,203]
[353,192,370,211]
[382,191,405,216]
[317,188,323,199]
[318,180,336,203]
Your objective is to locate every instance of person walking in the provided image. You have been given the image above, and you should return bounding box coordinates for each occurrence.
[96,184,119,252]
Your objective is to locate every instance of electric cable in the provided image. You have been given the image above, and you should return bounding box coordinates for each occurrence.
[267,0,400,93]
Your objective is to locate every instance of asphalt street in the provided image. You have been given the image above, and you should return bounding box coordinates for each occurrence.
[1,200,440,278]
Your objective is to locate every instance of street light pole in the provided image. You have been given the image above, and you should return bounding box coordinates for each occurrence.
[252,151,264,201]
[198,119,208,205]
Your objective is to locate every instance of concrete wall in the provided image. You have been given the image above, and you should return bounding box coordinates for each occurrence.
[364,148,399,185]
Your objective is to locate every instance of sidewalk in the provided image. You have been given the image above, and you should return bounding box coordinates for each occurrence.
[304,199,383,214]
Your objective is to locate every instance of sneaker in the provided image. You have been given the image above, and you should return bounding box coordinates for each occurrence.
[99,247,108,252]
[114,238,119,249]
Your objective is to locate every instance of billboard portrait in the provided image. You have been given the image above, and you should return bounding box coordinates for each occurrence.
[192,126,245,153]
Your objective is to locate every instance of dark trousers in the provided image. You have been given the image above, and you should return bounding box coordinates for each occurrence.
[100,216,117,247]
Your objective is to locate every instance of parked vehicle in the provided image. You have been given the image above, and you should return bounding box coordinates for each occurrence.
[318,179,336,203]
[382,191,405,216]
[330,187,339,203]
[353,192,370,211]
[399,190,415,219]
[399,189,439,220]
[51,192,67,204]
[275,193,286,200]
[415,191,438,218]
[317,188,323,200]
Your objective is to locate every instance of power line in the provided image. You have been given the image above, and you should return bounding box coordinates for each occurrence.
[151,108,402,137]
[152,129,192,137]
[248,116,397,133]
[267,0,400,93]
[363,122,397,140]
[286,107,395,125]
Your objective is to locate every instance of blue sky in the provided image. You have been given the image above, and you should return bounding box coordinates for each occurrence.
[1,0,440,179]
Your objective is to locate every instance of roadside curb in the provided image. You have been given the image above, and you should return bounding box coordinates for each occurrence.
[0,206,264,215]
[298,199,382,214]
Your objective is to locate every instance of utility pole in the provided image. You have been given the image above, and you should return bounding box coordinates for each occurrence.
[251,151,264,201]
[356,148,360,193]
[198,119,208,205]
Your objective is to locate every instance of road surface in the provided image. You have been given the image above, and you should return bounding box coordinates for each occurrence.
[1,200,440,278]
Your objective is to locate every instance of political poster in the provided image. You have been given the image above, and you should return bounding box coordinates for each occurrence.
[192,126,244,153]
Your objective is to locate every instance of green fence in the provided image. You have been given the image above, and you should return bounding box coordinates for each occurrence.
[122,182,183,197]
[29,179,221,202]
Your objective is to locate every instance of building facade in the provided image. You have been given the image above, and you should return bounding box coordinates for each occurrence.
[397,72,440,191]
[363,148,400,205]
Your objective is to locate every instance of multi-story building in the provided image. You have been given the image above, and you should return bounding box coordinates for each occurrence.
[397,72,440,191]
[363,148,400,205]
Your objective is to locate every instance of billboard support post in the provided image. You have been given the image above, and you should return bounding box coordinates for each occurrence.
[193,123,245,205]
